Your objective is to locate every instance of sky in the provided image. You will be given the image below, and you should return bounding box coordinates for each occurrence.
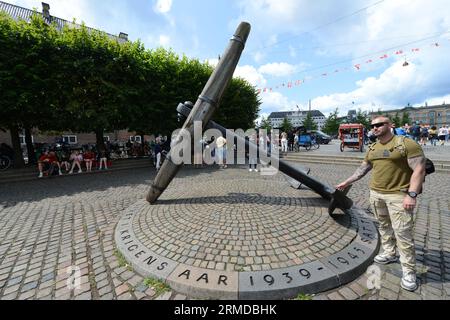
[6,0,450,123]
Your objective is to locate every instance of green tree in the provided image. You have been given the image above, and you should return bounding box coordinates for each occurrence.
[0,11,261,164]
[355,109,370,129]
[215,77,261,130]
[259,116,272,131]
[280,117,293,133]
[401,112,411,126]
[57,24,131,152]
[392,112,401,128]
[0,12,60,167]
[302,112,318,131]
[323,108,341,135]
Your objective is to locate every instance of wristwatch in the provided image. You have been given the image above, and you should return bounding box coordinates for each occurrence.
[407,191,418,198]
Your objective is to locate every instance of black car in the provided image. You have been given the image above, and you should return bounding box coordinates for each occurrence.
[313,130,332,144]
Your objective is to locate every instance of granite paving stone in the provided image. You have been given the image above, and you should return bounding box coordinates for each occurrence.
[0,157,448,300]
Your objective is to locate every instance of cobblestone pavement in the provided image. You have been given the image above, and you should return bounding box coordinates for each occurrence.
[0,163,448,300]
[134,176,356,273]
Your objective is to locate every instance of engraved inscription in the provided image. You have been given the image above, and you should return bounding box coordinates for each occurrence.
[177,269,229,286]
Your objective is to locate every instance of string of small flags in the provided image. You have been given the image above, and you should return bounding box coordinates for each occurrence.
[256,41,445,94]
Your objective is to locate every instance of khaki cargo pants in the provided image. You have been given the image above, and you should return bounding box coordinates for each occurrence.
[370,190,416,273]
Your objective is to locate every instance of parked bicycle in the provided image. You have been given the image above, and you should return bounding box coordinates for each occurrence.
[311,136,320,150]
[0,153,12,171]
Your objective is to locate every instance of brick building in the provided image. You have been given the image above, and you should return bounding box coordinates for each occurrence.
[370,103,450,126]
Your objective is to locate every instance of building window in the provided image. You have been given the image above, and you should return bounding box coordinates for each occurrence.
[429,111,436,125]
[103,136,110,142]
[19,135,33,145]
[63,135,77,145]
[130,136,142,143]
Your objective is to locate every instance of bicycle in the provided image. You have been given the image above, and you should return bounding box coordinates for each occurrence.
[0,154,12,171]
[311,137,320,150]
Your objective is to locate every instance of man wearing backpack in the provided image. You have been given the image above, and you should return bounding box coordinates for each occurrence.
[410,122,421,142]
[336,116,426,292]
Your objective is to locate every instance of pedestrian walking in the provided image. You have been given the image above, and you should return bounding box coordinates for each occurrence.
[215,135,227,169]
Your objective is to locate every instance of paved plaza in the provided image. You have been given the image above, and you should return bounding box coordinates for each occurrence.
[0,143,449,300]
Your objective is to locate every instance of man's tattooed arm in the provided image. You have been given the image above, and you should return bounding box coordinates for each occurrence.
[336,162,372,190]
[348,161,373,183]
[407,156,426,194]
[407,156,426,171]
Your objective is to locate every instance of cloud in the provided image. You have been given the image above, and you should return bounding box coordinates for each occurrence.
[10,0,95,25]
[312,45,450,116]
[153,0,172,14]
[252,51,265,63]
[255,112,270,125]
[234,0,450,118]
[158,34,171,47]
[236,0,450,60]
[9,0,134,38]
[258,62,308,77]
[234,65,267,87]
[418,94,450,107]
[260,91,298,113]
[205,58,219,68]
[151,0,175,28]
[204,62,267,88]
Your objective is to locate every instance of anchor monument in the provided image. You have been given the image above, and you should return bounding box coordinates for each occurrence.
[146,21,353,215]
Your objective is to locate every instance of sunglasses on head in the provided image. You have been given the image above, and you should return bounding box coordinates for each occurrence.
[370,122,388,129]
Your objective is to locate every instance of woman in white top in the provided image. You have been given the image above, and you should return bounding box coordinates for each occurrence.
[215,136,227,168]
[69,150,83,174]
[281,132,288,153]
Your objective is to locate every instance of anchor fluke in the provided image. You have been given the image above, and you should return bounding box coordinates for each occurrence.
[328,185,353,215]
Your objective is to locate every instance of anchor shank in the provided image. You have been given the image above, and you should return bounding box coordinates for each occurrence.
[177,101,353,214]
[146,22,251,204]
[202,118,353,214]
[205,120,334,200]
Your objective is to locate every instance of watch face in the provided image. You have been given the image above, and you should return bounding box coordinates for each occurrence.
[408,192,417,198]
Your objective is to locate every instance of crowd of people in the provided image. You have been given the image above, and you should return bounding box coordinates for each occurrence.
[37,147,110,178]
[393,123,449,146]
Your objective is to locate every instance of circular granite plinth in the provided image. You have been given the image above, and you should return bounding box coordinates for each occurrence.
[115,171,379,299]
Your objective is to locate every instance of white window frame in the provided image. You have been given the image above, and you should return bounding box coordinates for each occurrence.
[19,131,34,145]
[19,135,33,145]
[63,135,78,145]
[103,136,110,142]
[129,136,135,143]
[134,136,142,143]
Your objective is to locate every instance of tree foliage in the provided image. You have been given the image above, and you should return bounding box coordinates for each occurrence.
[280,117,293,133]
[401,112,411,126]
[355,109,370,129]
[323,108,341,135]
[0,12,260,164]
[302,112,318,131]
[392,112,401,128]
[259,116,272,131]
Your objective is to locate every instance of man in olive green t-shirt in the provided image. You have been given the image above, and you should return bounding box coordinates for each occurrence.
[336,116,426,292]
